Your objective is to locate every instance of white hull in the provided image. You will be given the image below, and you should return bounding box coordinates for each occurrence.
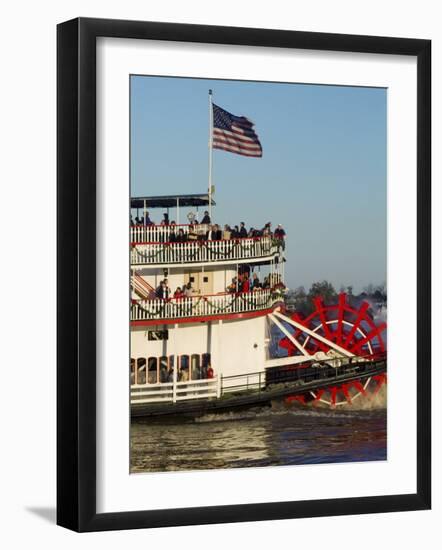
[131,315,268,386]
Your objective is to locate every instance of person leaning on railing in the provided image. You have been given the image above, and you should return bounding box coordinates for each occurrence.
[241,272,250,293]
[155,279,171,299]
[173,287,184,316]
[226,277,237,293]
[251,272,262,290]
[174,287,184,299]
[187,224,198,242]
[176,228,187,243]
[223,224,232,240]
[231,225,240,238]
[168,221,177,243]
[274,224,286,249]
[206,224,222,240]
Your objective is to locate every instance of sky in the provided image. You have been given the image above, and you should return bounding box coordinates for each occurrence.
[130,75,386,293]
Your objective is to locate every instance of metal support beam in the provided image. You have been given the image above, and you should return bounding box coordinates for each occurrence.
[268,313,310,357]
[273,309,355,358]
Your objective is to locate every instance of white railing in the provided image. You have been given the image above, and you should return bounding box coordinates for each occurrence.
[130,235,279,265]
[131,376,221,405]
[130,224,209,244]
[221,371,266,392]
[131,288,284,322]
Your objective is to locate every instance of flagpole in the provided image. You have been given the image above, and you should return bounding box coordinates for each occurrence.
[208,89,213,221]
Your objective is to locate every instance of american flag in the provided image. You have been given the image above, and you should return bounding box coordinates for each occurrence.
[212,103,263,158]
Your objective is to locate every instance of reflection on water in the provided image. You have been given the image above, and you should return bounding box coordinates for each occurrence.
[130,406,387,473]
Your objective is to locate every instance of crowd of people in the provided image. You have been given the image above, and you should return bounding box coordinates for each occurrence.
[153,278,196,300]
[131,210,286,244]
[226,271,284,294]
[152,271,284,302]
[157,361,214,383]
[132,356,214,385]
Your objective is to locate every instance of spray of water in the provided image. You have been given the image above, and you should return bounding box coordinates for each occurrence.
[194,387,386,423]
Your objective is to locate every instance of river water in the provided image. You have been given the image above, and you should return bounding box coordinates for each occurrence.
[130,404,387,473]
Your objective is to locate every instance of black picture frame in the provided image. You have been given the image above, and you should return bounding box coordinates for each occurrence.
[57,17,431,532]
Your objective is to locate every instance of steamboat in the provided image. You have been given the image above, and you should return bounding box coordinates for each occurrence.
[130,194,387,418]
[130,92,386,418]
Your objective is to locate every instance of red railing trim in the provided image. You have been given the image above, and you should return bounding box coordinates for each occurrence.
[130,223,205,228]
[130,306,280,326]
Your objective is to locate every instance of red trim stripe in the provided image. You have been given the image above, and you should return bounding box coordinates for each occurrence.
[131,304,281,327]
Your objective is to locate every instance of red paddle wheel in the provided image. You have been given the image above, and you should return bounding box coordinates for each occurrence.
[279,293,387,407]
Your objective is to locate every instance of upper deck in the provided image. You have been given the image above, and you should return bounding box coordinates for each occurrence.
[130,224,283,267]
[130,192,286,267]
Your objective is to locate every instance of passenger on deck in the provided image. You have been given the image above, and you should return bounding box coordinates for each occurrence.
[262,222,272,236]
[156,280,170,299]
[147,369,157,385]
[207,364,214,379]
[274,224,286,249]
[227,277,237,293]
[144,211,154,226]
[160,362,168,383]
[167,365,174,383]
[192,363,201,380]
[187,224,198,241]
[239,222,248,238]
[251,273,262,290]
[200,210,211,224]
[179,366,189,382]
[206,224,222,240]
[169,224,177,243]
[241,273,250,293]
[184,282,195,297]
[215,224,222,239]
[223,225,232,240]
[174,287,184,299]
[274,224,286,240]
[231,225,240,238]
[176,228,187,243]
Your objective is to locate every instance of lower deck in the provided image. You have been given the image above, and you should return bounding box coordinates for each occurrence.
[131,357,387,417]
[131,314,269,387]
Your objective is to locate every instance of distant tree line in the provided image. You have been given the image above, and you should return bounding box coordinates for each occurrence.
[285,281,387,315]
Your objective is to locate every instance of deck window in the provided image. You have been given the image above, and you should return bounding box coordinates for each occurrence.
[136,358,146,385]
[147,357,158,384]
[179,355,189,381]
[130,358,136,385]
[191,354,201,380]
[159,356,168,383]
